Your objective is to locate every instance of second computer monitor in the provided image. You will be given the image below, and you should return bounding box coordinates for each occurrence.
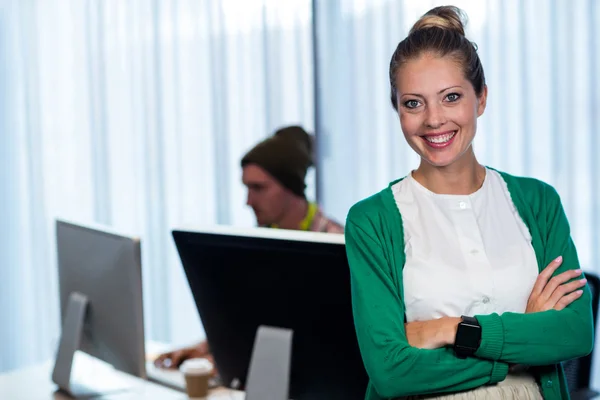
[55,219,146,381]
[173,226,368,400]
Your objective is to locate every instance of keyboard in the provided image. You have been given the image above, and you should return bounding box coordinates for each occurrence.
[145,361,220,392]
[145,361,187,391]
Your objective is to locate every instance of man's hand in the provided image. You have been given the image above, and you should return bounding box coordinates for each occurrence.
[405,317,461,349]
[154,341,211,369]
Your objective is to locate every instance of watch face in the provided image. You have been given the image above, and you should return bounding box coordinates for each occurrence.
[456,323,481,348]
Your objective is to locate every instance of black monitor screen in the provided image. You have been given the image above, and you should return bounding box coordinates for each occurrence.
[172,228,368,400]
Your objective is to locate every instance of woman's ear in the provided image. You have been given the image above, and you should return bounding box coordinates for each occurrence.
[477,85,488,117]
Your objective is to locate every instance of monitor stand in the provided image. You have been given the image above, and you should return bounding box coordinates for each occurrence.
[245,325,293,400]
[52,292,133,398]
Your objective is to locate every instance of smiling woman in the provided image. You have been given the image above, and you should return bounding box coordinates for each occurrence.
[394,54,486,171]
[345,6,593,400]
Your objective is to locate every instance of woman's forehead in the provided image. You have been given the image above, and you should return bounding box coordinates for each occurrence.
[396,54,466,93]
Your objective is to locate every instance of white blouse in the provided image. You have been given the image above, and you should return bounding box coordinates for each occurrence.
[393,168,540,322]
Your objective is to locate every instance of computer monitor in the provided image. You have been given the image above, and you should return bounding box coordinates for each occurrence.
[172,225,368,400]
[53,219,146,396]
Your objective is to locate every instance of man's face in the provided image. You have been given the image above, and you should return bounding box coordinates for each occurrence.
[242,164,289,226]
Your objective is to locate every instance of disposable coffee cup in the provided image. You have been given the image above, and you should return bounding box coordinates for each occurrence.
[180,358,213,398]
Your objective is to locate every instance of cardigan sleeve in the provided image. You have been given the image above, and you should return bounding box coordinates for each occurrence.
[345,207,508,399]
[474,184,594,365]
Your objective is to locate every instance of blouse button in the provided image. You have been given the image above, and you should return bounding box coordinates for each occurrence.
[459,201,467,209]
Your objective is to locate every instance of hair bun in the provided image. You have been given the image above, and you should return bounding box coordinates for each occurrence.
[410,6,467,36]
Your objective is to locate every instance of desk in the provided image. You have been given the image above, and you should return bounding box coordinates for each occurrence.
[0,360,244,400]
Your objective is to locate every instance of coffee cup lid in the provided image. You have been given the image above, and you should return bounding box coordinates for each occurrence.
[180,358,213,375]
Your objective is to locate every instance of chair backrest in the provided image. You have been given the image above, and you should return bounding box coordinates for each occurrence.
[563,271,600,393]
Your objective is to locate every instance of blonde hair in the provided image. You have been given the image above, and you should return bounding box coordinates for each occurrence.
[389,6,484,109]
[410,6,466,36]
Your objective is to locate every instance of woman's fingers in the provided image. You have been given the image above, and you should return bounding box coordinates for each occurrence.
[541,269,583,301]
[526,255,587,313]
[530,256,563,297]
[553,289,585,311]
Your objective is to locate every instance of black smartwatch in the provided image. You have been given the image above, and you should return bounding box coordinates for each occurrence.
[454,315,481,359]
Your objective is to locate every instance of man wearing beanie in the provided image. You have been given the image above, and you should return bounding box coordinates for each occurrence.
[153,126,343,372]
[240,125,343,233]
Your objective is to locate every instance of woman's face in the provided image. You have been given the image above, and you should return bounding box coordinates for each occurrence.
[395,52,487,168]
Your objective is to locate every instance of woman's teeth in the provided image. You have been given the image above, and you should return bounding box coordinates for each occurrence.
[425,131,456,143]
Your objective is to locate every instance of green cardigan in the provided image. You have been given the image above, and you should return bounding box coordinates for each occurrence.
[345,170,594,400]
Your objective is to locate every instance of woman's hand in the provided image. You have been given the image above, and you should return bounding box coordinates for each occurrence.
[405,317,461,349]
[526,256,586,313]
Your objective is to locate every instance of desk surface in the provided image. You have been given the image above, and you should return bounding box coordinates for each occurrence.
[0,360,243,400]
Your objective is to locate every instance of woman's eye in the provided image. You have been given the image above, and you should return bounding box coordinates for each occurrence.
[404,100,420,109]
[446,93,461,102]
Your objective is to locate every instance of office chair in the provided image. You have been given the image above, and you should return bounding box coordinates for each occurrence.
[563,271,600,400]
